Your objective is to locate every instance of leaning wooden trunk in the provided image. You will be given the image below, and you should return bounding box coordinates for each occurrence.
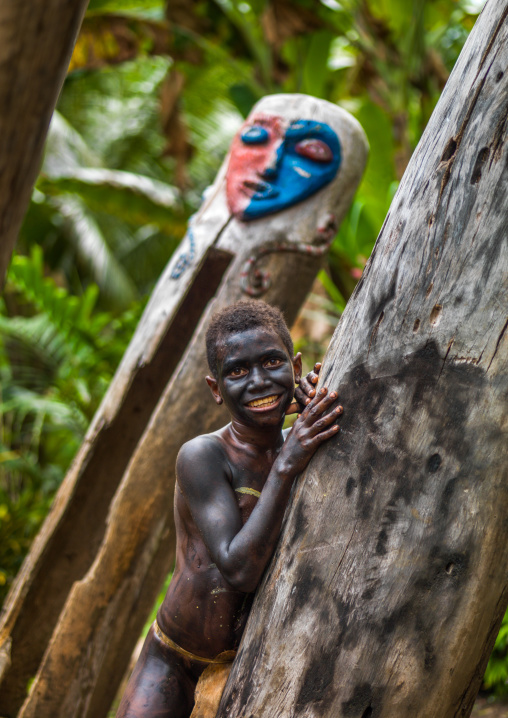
[216,4,508,717]
[0,0,88,286]
[1,95,367,718]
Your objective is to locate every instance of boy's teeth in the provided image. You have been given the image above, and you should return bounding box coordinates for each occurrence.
[247,395,278,407]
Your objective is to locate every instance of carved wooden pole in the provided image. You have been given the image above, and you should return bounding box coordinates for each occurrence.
[0,0,89,286]
[0,95,367,718]
[216,4,508,717]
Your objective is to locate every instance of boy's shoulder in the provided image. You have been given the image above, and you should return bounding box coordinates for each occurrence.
[177,432,227,472]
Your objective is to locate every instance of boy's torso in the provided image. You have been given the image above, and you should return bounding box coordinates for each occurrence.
[157,426,283,659]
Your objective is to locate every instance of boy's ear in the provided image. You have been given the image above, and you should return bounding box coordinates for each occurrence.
[292,352,303,384]
[205,375,223,405]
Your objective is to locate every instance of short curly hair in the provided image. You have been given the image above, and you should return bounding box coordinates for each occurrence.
[206,300,294,377]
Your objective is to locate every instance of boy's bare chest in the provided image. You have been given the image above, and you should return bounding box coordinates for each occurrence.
[228,442,279,489]
[227,451,277,522]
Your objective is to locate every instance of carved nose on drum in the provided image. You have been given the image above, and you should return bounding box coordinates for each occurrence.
[262,164,278,179]
[260,142,285,180]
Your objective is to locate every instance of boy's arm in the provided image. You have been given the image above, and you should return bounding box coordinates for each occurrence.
[177,387,341,593]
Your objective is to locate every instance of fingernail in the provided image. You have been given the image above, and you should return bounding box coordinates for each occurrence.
[312,376,318,383]
[333,425,339,431]
[310,390,316,397]
[330,391,337,399]
[335,406,343,414]
[305,398,311,405]
[320,388,327,394]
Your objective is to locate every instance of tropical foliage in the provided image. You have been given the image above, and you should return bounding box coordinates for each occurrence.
[0,248,144,595]
[3,0,506,698]
[484,610,508,697]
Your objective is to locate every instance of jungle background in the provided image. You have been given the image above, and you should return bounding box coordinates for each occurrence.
[0,0,506,709]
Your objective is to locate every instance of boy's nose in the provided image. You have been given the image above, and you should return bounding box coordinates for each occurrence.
[248,365,270,389]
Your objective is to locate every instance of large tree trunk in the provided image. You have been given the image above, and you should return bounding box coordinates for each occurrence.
[0,95,367,718]
[0,0,88,286]
[217,3,508,717]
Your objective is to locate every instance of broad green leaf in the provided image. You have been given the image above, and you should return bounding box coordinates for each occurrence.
[302,31,335,98]
[51,197,137,309]
[86,0,165,20]
[38,168,185,237]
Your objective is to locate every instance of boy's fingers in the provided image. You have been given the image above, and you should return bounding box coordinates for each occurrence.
[308,404,343,434]
[313,362,322,374]
[311,388,337,412]
[294,384,315,406]
[312,424,340,445]
[322,405,343,423]
[299,375,317,396]
[300,387,333,420]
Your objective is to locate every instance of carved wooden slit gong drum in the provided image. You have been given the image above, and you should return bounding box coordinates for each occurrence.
[0,94,367,718]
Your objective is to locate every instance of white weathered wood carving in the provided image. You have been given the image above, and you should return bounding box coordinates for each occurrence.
[0,95,367,718]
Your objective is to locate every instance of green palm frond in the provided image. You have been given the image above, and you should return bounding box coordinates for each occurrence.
[24,106,187,307]
[39,168,186,236]
[3,248,143,409]
[51,196,138,310]
[7,247,99,328]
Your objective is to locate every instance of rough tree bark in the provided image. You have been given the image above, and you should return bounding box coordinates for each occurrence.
[0,95,367,717]
[0,0,89,286]
[217,3,508,717]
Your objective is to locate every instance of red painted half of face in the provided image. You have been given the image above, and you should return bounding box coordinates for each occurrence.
[226,113,286,218]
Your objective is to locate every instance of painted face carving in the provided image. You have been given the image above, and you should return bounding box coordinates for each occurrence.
[226,113,341,220]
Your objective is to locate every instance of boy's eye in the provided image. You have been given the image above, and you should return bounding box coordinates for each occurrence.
[229,367,248,377]
[264,357,283,368]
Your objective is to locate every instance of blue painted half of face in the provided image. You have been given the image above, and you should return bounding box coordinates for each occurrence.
[242,120,341,219]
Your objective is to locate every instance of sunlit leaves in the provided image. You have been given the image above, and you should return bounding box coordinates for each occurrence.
[69,15,171,73]
[25,66,186,304]
[87,0,165,20]
[484,610,508,695]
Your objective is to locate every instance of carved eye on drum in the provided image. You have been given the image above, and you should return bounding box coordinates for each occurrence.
[241,126,270,145]
[294,138,333,163]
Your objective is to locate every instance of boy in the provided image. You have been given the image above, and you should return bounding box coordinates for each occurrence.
[117,300,342,718]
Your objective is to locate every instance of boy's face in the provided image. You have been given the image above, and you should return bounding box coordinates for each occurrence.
[206,327,301,428]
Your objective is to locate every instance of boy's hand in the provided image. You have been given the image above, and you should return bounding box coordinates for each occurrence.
[278,387,342,477]
[286,362,321,415]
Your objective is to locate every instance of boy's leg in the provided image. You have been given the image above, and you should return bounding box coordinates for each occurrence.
[116,626,200,718]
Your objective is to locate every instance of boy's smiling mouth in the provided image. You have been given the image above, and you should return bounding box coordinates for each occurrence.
[245,394,281,409]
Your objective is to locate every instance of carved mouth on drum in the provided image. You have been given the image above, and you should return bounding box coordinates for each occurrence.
[242,180,280,200]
